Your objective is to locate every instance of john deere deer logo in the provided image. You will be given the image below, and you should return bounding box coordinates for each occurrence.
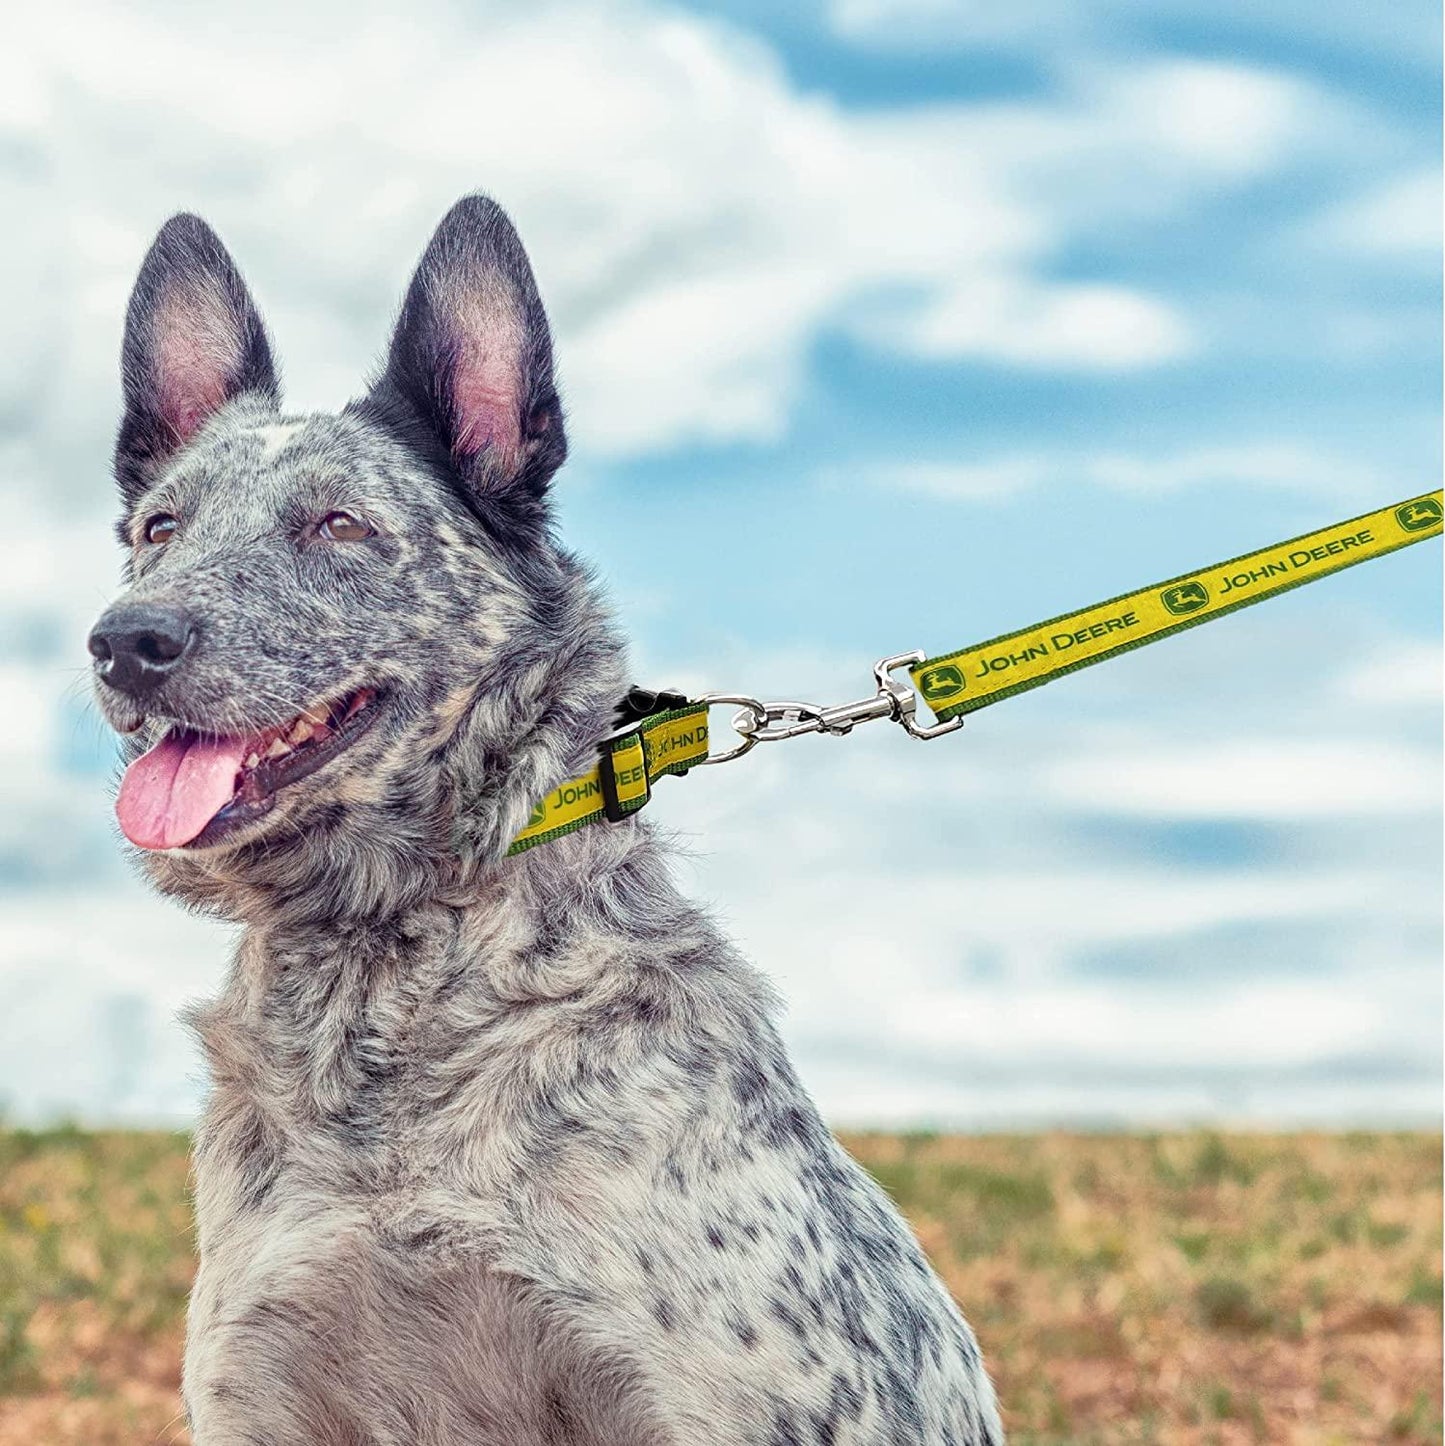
[528,800,548,828]
[1160,581,1209,616]
[1396,497,1443,533]
[918,664,965,701]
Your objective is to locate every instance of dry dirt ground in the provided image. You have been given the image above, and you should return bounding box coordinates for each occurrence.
[0,1128,1438,1445]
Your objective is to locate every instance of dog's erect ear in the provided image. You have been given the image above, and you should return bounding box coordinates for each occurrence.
[115,214,279,504]
[377,195,566,502]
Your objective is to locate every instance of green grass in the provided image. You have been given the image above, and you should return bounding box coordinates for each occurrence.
[0,1127,1439,1445]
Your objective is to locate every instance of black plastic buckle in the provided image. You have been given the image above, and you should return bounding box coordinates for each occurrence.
[608,686,695,786]
[611,685,690,731]
[598,735,651,823]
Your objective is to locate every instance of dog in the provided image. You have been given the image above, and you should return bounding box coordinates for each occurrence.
[89,196,1005,1445]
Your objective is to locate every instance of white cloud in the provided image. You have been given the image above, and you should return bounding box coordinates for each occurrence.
[0,664,64,769]
[871,969,1390,1067]
[1334,642,1443,707]
[0,0,1357,473]
[0,470,125,622]
[831,0,1016,43]
[0,888,234,1123]
[852,439,1389,502]
[1081,442,1387,497]
[788,1072,1439,1131]
[1315,169,1442,259]
[873,276,1193,369]
[1039,738,1441,819]
[850,457,1048,502]
[1096,60,1322,175]
[653,747,1438,1127]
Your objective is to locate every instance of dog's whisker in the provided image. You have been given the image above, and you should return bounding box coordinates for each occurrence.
[154,1408,189,1445]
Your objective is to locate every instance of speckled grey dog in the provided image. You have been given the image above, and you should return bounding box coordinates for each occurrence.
[89,196,1004,1445]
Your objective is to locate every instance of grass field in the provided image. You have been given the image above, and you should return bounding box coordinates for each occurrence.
[0,1128,1438,1445]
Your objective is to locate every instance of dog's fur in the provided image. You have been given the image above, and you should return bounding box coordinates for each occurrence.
[92,197,1005,1445]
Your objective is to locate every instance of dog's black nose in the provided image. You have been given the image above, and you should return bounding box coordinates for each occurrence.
[88,603,196,701]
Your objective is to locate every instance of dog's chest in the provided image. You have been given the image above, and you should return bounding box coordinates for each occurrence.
[184,934,637,1442]
[185,1119,644,1446]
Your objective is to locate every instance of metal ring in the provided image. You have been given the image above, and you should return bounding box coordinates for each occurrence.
[696,694,767,766]
[751,700,828,743]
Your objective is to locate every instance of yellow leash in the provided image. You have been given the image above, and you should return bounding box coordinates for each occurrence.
[910,490,1443,720]
[509,490,1442,856]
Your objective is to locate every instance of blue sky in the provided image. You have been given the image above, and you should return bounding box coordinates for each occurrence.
[0,0,1439,1125]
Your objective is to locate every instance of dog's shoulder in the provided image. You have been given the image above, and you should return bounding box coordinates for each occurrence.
[475,896,1004,1443]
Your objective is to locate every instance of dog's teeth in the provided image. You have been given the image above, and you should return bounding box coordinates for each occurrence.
[265,737,291,760]
[301,705,330,727]
[244,751,260,769]
[288,718,314,744]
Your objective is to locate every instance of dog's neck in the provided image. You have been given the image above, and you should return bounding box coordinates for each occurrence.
[238,820,682,985]
[186,819,697,1154]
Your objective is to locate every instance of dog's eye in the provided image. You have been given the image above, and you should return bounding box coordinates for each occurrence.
[144,514,178,545]
[318,511,372,543]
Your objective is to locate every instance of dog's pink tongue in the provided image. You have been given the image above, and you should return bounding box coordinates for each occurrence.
[116,732,250,850]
